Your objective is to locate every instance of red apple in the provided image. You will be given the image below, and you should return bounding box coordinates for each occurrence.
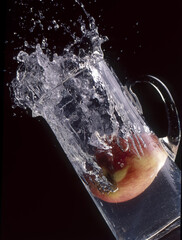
[87,133,167,203]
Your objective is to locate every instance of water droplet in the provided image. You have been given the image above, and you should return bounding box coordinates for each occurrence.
[29,27,34,32]
[54,24,59,29]
[24,41,29,47]
[17,51,29,62]
[48,26,52,30]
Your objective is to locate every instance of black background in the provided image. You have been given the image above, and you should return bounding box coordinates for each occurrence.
[1,0,182,239]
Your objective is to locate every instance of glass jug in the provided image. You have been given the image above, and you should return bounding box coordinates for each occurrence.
[11,45,181,240]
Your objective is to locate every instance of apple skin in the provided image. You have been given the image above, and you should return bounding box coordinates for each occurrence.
[87,133,167,203]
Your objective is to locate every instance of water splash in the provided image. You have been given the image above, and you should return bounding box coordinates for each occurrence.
[10,0,150,194]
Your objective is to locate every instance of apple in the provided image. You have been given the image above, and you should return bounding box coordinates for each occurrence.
[87,133,167,203]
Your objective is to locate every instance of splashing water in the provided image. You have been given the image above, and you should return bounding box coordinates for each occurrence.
[10,0,151,194]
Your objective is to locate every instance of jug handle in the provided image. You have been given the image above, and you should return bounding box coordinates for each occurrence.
[127,75,181,161]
